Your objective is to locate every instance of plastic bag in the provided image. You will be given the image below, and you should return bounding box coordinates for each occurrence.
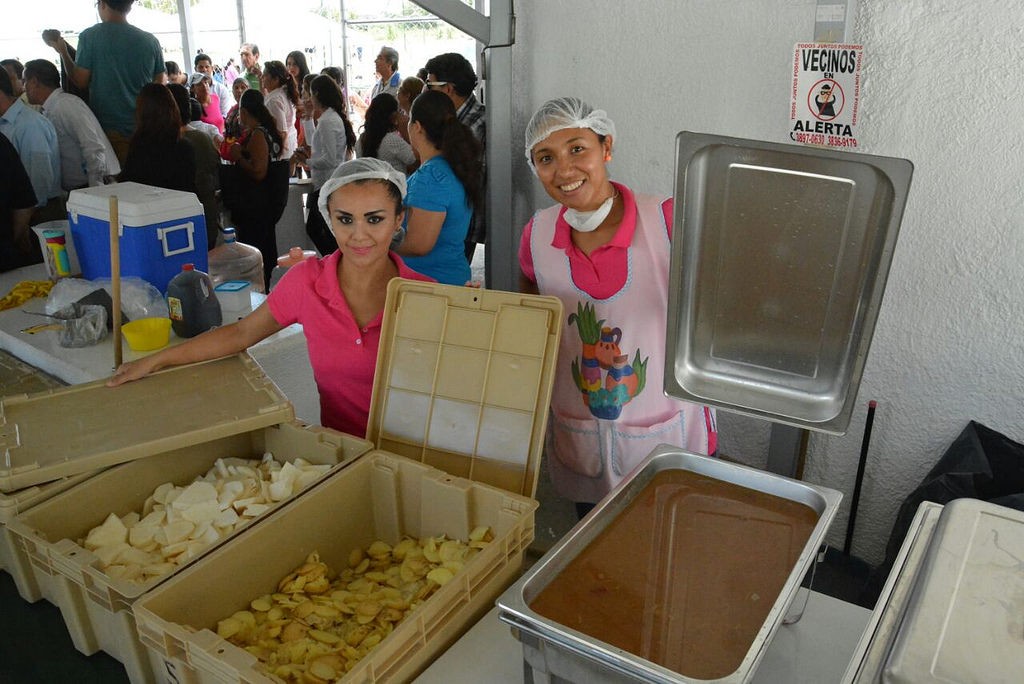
[54,303,108,347]
[45,277,169,323]
[862,421,1024,605]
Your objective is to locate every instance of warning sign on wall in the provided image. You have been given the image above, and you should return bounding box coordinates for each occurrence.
[790,43,862,148]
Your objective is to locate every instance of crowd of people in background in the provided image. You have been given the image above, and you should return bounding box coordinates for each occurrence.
[1,0,488,289]
[7,1,719,521]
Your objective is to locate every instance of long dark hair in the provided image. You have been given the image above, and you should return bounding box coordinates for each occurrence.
[285,50,310,85]
[263,60,298,105]
[309,74,355,153]
[239,89,283,151]
[131,83,181,147]
[167,82,191,124]
[409,90,482,210]
[359,92,398,159]
[320,66,345,89]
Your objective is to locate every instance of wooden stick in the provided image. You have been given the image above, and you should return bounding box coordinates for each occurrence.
[109,195,122,369]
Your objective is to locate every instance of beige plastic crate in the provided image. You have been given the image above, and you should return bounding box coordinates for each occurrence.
[133,450,538,684]
[6,420,371,684]
[133,281,563,683]
[0,470,96,595]
[367,281,562,499]
[0,354,295,493]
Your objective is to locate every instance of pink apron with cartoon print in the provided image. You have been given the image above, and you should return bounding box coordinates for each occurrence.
[531,189,716,503]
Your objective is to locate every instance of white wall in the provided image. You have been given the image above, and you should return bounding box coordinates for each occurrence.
[509,0,1024,564]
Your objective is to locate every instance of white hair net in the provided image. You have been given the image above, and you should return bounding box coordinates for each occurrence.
[524,97,616,167]
[317,157,407,226]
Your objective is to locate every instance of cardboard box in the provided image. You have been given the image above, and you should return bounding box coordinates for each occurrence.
[132,281,564,683]
[68,182,207,293]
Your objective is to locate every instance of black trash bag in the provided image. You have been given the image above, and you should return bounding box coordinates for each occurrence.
[861,421,1024,606]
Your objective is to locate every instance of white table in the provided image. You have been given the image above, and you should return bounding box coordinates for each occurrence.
[415,593,870,683]
[0,264,321,424]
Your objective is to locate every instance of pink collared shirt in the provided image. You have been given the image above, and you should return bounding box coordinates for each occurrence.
[268,250,433,436]
[518,182,673,299]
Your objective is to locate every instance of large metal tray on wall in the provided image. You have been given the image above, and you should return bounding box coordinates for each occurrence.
[664,133,913,434]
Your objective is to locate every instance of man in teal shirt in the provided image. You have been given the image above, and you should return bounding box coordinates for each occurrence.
[45,0,165,164]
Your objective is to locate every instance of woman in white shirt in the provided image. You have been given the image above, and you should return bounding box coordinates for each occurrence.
[260,60,298,160]
[293,74,356,255]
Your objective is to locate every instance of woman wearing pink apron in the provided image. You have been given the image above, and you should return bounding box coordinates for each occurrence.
[519,97,717,515]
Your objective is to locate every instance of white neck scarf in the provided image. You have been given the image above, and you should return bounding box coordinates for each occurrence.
[563,187,618,233]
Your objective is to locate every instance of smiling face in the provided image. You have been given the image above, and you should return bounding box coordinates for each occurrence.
[530,127,614,211]
[327,181,405,266]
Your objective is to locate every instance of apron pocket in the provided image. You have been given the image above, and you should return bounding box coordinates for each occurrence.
[610,412,686,478]
[550,413,604,479]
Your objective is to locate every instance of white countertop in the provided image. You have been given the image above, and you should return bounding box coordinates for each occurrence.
[0,265,321,423]
[415,592,870,683]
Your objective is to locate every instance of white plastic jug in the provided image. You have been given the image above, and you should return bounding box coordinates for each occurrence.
[208,227,265,294]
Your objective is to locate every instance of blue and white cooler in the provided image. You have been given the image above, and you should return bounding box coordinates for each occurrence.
[67,182,207,293]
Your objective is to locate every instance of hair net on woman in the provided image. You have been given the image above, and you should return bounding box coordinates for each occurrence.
[317,157,408,226]
[524,97,617,168]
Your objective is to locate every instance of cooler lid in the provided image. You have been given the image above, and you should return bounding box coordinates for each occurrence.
[882,498,1024,683]
[68,181,202,225]
[664,132,913,434]
[0,354,293,492]
[366,280,563,499]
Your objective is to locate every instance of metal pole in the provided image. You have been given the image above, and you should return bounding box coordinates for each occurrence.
[411,0,515,291]
[339,0,348,110]
[844,400,877,555]
[175,0,196,67]
[236,0,247,46]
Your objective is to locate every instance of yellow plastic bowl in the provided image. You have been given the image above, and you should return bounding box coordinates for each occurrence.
[121,317,171,352]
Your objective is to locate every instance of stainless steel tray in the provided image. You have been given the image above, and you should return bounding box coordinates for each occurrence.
[497,445,842,683]
[842,502,944,684]
[883,498,1024,683]
[664,133,913,434]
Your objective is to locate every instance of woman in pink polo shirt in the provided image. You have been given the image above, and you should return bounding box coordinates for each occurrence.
[518,97,718,518]
[108,158,433,437]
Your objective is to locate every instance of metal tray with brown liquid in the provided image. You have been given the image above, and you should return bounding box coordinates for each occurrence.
[498,446,842,683]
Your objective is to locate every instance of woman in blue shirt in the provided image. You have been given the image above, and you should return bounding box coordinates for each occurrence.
[397,90,481,285]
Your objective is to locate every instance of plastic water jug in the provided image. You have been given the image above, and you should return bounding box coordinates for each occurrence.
[208,227,265,294]
[166,264,222,338]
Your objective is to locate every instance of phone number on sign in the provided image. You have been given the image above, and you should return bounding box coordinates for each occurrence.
[793,132,858,148]
[794,132,825,145]
[828,135,858,148]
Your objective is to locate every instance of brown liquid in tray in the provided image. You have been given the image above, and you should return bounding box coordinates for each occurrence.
[529,469,819,680]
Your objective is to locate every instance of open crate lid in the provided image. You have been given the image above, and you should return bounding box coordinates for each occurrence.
[0,354,292,492]
[366,280,563,499]
[664,132,913,434]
